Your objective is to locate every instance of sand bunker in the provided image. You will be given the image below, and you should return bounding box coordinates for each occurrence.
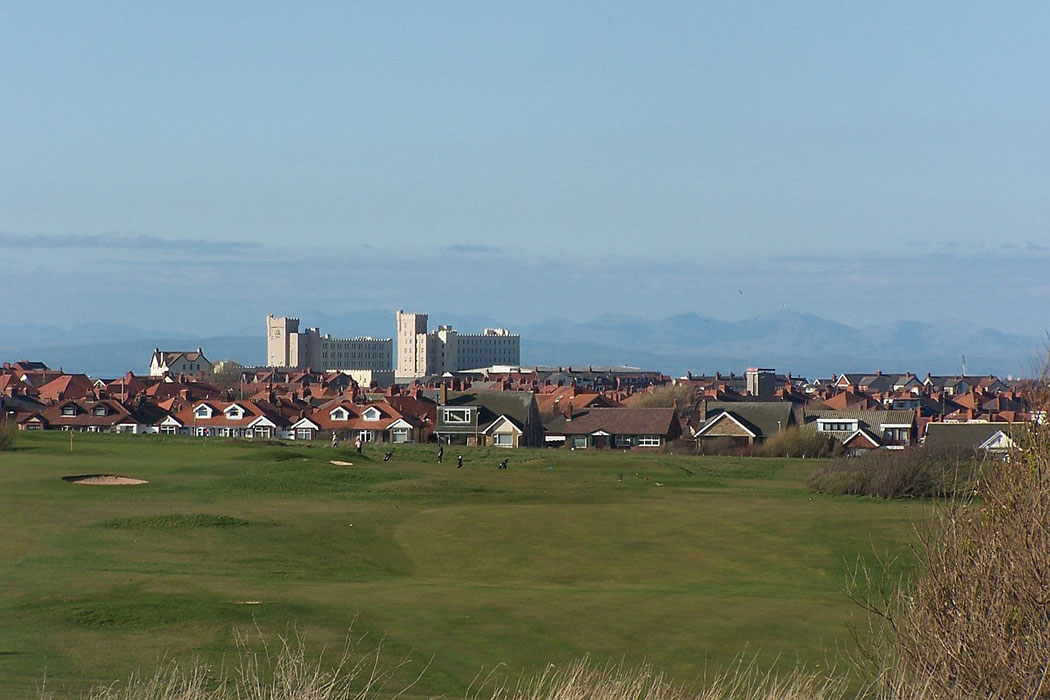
[329,460,354,466]
[63,474,149,486]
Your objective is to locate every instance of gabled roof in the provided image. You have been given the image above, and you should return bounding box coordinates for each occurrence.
[553,407,681,438]
[842,428,882,449]
[153,348,209,365]
[169,399,290,429]
[923,422,1030,451]
[40,398,142,427]
[307,399,424,431]
[694,410,760,438]
[702,401,796,439]
[443,391,536,428]
[481,414,525,435]
[38,374,95,402]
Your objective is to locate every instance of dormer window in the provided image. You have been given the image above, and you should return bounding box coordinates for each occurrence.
[362,406,382,422]
[194,405,212,419]
[330,407,349,421]
[93,406,108,416]
[61,405,77,416]
[225,405,243,420]
[442,407,473,424]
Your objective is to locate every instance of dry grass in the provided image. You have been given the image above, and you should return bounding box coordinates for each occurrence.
[42,630,425,700]
[477,658,846,700]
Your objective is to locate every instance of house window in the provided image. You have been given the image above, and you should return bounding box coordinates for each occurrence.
[359,430,376,442]
[61,405,76,416]
[572,436,587,449]
[442,408,472,424]
[296,428,313,440]
[93,406,108,416]
[331,408,348,421]
[493,433,513,447]
[161,425,178,435]
[194,406,210,418]
[195,427,210,437]
[615,435,633,448]
[392,428,410,443]
[638,435,661,447]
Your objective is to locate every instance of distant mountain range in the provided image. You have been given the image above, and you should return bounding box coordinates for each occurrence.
[0,310,1043,379]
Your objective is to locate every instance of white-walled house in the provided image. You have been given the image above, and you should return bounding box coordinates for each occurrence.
[149,348,213,377]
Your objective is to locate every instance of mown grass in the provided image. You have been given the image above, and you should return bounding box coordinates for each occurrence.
[0,432,925,699]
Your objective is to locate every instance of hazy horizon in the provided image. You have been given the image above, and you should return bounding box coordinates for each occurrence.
[2,4,1048,339]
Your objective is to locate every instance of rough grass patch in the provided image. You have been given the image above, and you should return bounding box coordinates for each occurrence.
[101,514,255,530]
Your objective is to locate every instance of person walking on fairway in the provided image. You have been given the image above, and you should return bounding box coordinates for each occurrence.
[456,455,463,469]
[437,444,444,463]
[331,433,339,449]
[498,458,508,470]
[355,436,363,453]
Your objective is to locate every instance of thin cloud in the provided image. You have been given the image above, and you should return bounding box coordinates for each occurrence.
[435,243,504,254]
[0,231,256,253]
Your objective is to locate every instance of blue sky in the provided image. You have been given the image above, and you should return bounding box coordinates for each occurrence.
[2,2,1049,336]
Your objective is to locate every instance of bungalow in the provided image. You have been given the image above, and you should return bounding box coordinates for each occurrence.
[549,407,682,450]
[922,421,1029,456]
[29,398,156,433]
[164,400,284,438]
[289,400,425,443]
[692,402,796,448]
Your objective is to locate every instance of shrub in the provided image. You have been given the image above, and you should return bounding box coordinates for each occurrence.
[631,384,695,413]
[806,446,979,499]
[854,421,1050,699]
[756,426,838,458]
[0,421,15,451]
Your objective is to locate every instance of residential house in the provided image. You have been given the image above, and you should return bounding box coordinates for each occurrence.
[37,374,95,402]
[807,409,917,452]
[23,398,159,433]
[435,390,543,448]
[150,348,213,377]
[289,400,425,443]
[692,401,796,448]
[923,421,1029,457]
[162,399,284,438]
[550,407,682,450]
